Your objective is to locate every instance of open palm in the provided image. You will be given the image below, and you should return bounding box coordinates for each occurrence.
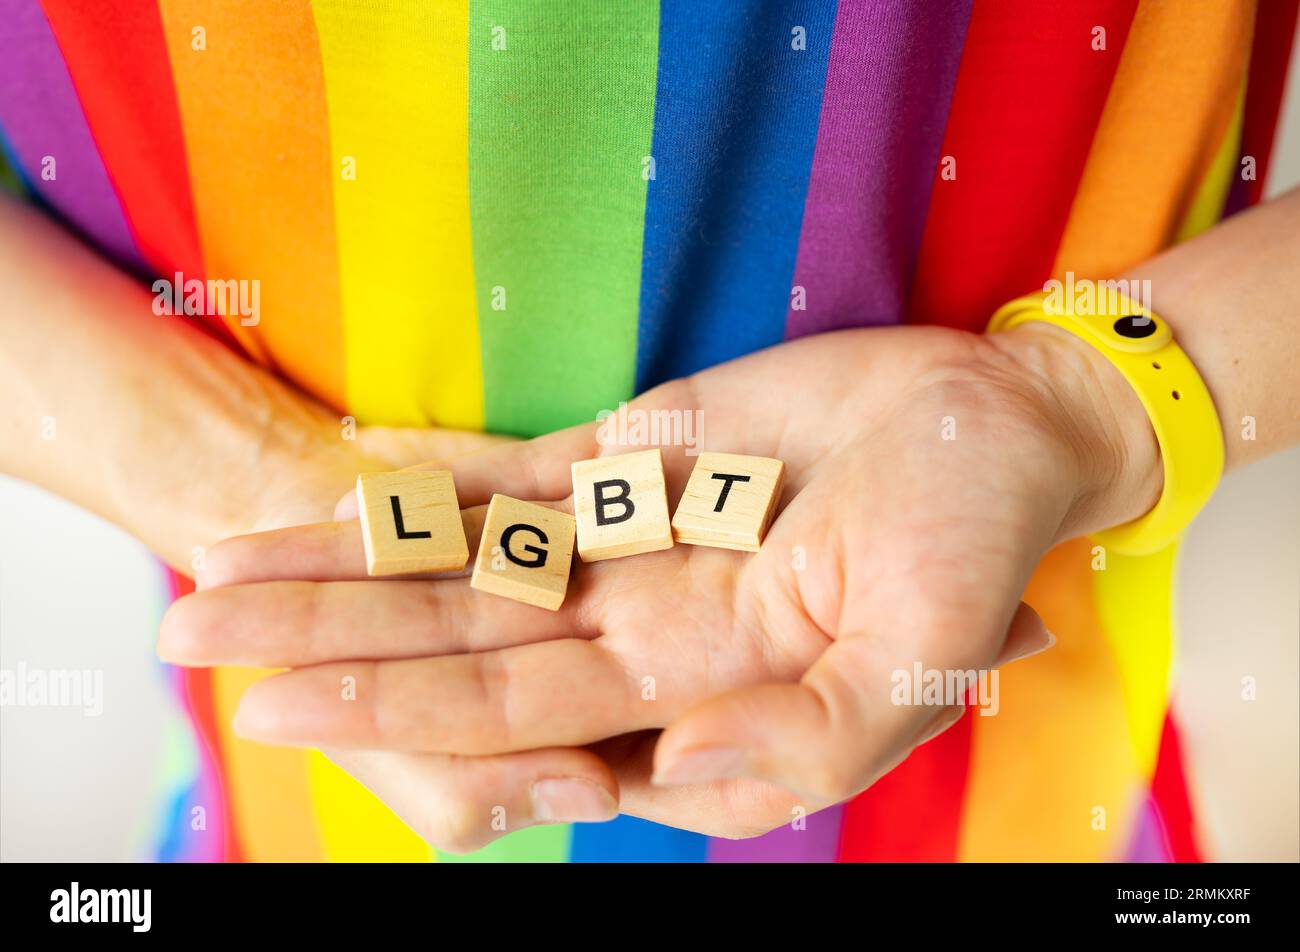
[160,324,1155,849]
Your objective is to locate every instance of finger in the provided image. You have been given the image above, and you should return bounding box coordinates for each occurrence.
[200,492,577,588]
[592,732,815,841]
[335,423,600,520]
[353,426,514,469]
[913,702,968,748]
[990,602,1054,666]
[326,746,617,855]
[159,576,592,667]
[197,508,488,588]
[232,639,649,755]
[651,602,1051,803]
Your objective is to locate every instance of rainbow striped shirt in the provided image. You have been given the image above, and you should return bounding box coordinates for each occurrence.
[1,0,1294,862]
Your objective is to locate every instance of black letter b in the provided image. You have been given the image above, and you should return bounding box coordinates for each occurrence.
[593,479,635,526]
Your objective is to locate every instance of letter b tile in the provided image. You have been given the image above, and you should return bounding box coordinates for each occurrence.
[471,494,576,611]
[571,449,674,562]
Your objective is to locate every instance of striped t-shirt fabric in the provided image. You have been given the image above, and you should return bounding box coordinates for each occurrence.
[1,0,1296,862]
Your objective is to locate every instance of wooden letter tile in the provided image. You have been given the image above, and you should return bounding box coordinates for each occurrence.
[471,495,576,611]
[571,448,674,562]
[357,470,469,577]
[670,452,784,551]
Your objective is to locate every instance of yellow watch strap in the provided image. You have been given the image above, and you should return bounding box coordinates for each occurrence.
[987,289,1224,555]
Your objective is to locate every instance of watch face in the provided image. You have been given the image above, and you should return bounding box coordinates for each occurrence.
[1113,314,1158,339]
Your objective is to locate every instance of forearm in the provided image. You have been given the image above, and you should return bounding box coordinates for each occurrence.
[988,188,1299,542]
[0,195,342,567]
[1129,186,1300,471]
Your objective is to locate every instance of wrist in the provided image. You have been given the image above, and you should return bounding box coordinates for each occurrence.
[988,323,1163,542]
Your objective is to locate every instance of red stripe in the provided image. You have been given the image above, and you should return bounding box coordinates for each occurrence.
[181,666,243,862]
[39,1,237,347]
[841,2,1140,861]
[838,708,973,862]
[907,0,1139,331]
[169,569,244,862]
[1150,713,1203,863]
[1226,0,1299,214]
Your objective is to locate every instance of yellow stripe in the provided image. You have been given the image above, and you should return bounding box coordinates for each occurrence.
[306,752,435,862]
[310,6,478,857]
[1174,75,1248,242]
[313,0,483,430]
[1094,546,1180,778]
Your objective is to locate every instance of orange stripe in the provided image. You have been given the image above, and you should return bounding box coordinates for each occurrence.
[158,0,338,861]
[1051,0,1254,278]
[965,4,1256,861]
[210,667,325,861]
[877,0,1138,862]
[1174,75,1247,242]
[157,0,345,409]
[959,540,1140,861]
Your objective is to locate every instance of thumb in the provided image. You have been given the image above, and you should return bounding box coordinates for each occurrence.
[334,426,515,519]
[335,422,597,520]
[651,602,1052,804]
[353,425,514,470]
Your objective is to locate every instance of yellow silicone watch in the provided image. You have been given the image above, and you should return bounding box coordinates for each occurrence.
[987,289,1224,556]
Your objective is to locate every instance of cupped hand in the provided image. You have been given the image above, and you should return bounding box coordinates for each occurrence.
[159,324,1160,850]
[243,417,512,536]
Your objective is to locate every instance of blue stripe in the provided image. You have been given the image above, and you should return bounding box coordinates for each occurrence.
[154,780,196,863]
[570,815,710,863]
[590,1,836,863]
[634,0,838,391]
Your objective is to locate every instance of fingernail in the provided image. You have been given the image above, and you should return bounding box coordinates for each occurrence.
[530,779,617,824]
[232,694,283,742]
[652,746,750,786]
[918,706,965,746]
[333,492,360,522]
[1006,629,1056,665]
[231,702,259,740]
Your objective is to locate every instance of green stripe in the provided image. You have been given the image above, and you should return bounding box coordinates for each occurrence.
[0,127,25,196]
[438,823,572,864]
[470,0,660,437]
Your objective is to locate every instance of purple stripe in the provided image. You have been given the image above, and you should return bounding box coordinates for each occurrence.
[0,0,142,267]
[784,0,971,338]
[1123,796,1174,863]
[708,805,844,863]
